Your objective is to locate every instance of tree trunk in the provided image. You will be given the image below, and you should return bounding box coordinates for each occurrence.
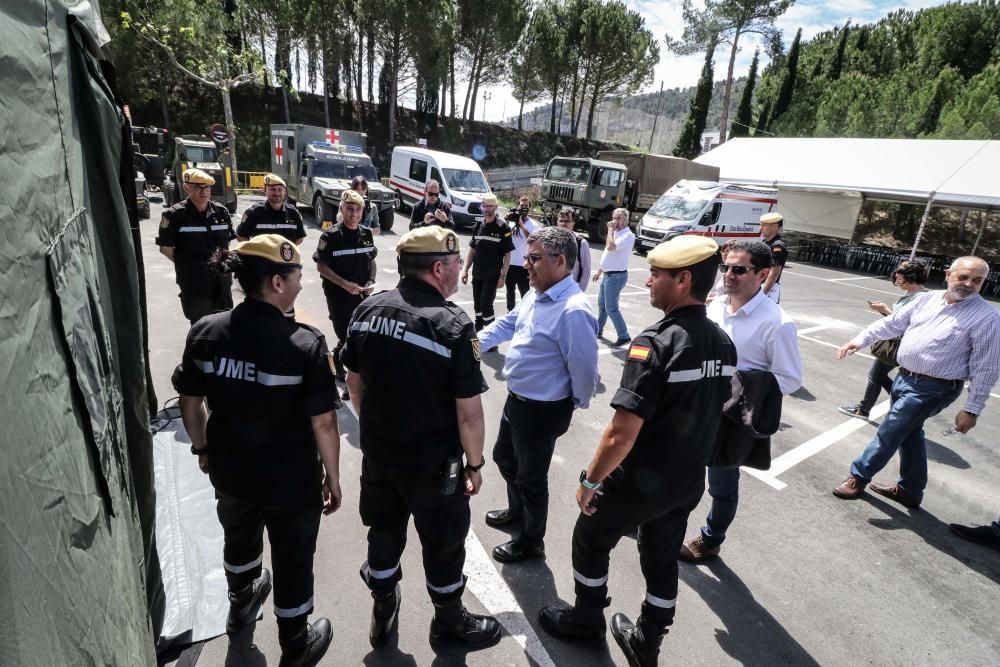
[572,62,591,136]
[159,80,171,130]
[549,84,558,133]
[958,209,969,243]
[259,28,269,87]
[462,48,480,120]
[440,77,448,120]
[517,95,525,130]
[569,67,580,135]
[449,46,457,118]
[469,67,482,122]
[355,39,364,129]
[221,86,238,173]
[585,80,601,139]
[366,28,375,104]
[718,30,741,144]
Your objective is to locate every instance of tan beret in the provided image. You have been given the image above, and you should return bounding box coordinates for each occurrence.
[183,168,215,185]
[647,235,719,269]
[480,193,499,207]
[263,173,286,187]
[760,212,783,224]
[396,225,461,255]
[235,233,302,267]
[341,189,365,206]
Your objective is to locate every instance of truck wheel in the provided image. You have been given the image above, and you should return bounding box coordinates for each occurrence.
[588,213,611,244]
[139,201,150,220]
[227,199,237,214]
[379,206,395,232]
[164,183,174,207]
[395,190,410,213]
[314,194,331,229]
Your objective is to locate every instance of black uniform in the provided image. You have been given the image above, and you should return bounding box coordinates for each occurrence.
[409,200,455,230]
[237,201,306,243]
[313,223,378,365]
[572,305,736,631]
[468,217,514,329]
[155,198,236,323]
[171,299,340,645]
[765,233,787,302]
[340,277,487,603]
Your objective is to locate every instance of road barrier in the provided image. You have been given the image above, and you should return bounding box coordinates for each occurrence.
[234,171,269,193]
[484,166,545,193]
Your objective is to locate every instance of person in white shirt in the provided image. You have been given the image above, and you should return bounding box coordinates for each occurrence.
[592,208,635,346]
[680,240,802,562]
[505,195,539,311]
[555,207,591,293]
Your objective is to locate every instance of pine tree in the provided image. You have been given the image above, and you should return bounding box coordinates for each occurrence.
[771,28,801,123]
[673,36,717,159]
[730,50,760,137]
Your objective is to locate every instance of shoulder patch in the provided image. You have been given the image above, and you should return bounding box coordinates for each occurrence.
[327,351,337,376]
[471,338,482,361]
[159,215,170,229]
[627,344,651,362]
[772,246,785,253]
[318,237,327,251]
[241,211,249,223]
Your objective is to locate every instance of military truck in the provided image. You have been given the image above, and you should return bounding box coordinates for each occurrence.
[270,124,398,231]
[162,135,238,213]
[539,150,720,243]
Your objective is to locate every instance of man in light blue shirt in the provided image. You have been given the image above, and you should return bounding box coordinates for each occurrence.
[479,226,600,564]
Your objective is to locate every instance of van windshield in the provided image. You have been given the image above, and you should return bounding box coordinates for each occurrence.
[443,168,488,193]
[545,159,591,184]
[183,146,217,163]
[313,161,378,181]
[648,195,710,221]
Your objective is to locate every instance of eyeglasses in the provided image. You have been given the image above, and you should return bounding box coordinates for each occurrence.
[442,257,464,267]
[189,184,212,192]
[525,253,558,264]
[718,264,753,275]
[426,192,440,198]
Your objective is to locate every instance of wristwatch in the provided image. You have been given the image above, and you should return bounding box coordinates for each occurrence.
[579,469,602,491]
[465,456,486,473]
[191,444,209,456]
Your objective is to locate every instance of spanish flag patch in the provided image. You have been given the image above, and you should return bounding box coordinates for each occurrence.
[628,345,651,361]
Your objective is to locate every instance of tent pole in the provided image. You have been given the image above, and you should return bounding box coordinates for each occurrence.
[909,194,935,260]
[970,211,987,255]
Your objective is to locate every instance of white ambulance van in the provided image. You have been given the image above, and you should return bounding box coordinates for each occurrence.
[389,147,492,227]
[635,180,779,250]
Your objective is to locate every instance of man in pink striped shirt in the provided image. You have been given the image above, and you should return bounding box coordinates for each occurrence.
[832,256,1000,509]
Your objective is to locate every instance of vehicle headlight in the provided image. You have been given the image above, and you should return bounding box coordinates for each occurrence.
[452,196,467,207]
[669,224,693,232]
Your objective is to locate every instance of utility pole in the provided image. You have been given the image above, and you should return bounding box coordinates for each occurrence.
[648,81,664,153]
[483,91,493,122]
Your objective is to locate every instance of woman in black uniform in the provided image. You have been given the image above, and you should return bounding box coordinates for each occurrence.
[173,234,342,667]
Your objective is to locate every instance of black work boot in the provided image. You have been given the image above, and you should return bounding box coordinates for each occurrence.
[278,617,333,667]
[226,568,272,635]
[429,599,502,650]
[538,597,609,643]
[369,584,401,648]
[611,613,665,667]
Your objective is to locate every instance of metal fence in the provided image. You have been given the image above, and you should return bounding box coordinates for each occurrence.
[484,166,545,192]
[234,171,270,193]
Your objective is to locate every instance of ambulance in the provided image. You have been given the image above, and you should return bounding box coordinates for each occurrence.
[635,180,778,250]
[389,147,492,227]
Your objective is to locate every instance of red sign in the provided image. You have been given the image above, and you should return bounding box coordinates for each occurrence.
[275,138,283,165]
[209,123,231,143]
[325,128,340,144]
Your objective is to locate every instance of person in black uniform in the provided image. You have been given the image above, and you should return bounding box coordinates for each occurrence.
[461,193,513,330]
[539,236,737,667]
[409,179,455,230]
[760,212,787,302]
[172,234,342,667]
[156,168,236,324]
[236,173,306,245]
[313,189,377,392]
[341,225,501,651]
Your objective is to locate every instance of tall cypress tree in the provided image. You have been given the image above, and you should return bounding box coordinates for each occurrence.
[730,50,760,138]
[755,99,772,134]
[828,21,850,80]
[771,28,802,122]
[673,35,718,159]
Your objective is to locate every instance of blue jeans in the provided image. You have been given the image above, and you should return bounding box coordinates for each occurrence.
[700,467,740,547]
[598,271,629,339]
[850,373,963,501]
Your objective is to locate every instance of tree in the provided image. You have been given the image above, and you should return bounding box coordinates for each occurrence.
[828,21,850,80]
[666,0,793,144]
[530,0,571,133]
[730,49,759,137]
[673,35,718,159]
[510,14,547,129]
[122,0,264,172]
[770,27,801,123]
[457,0,531,122]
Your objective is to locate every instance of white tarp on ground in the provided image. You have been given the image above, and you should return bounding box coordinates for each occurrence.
[695,138,1000,210]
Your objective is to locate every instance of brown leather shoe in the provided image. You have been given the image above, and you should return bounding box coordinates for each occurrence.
[869,481,921,509]
[678,535,720,562]
[832,475,866,499]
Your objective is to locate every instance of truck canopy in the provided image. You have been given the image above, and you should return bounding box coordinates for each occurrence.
[597,151,720,198]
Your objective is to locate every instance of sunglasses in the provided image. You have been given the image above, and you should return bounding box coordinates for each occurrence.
[426,192,440,198]
[719,264,754,275]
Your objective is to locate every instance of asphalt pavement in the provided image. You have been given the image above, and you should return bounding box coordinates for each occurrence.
[151,196,1000,666]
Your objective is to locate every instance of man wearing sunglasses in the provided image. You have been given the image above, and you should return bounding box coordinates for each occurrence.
[409,179,454,230]
[679,240,802,563]
[156,168,237,324]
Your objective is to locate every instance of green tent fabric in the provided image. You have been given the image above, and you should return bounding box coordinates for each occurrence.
[1,2,158,663]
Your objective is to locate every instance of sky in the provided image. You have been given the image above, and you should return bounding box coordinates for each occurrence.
[470,0,959,124]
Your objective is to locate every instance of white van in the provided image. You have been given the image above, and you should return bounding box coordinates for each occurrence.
[635,180,779,250]
[389,147,492,227]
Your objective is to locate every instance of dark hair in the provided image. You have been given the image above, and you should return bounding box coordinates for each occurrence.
[208,248,296,298]
[894,260,928,285]
[665,252,721,301]
[350,175,369,191]
[726,240,773,270]
[398,253,454,278]
[719,239,738,255]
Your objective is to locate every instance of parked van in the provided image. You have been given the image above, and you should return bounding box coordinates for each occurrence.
[635,180,778,251]
[389,147,492,227]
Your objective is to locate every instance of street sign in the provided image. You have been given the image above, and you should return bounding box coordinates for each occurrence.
[209,123,231,143]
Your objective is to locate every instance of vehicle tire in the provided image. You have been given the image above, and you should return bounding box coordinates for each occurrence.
[395,190,411,213]
[314,194,331,229]
[588,211,611,244]
[379,206,395,232]
[227,199,237,214]
[163,182,174,207]
[139,201,151,220]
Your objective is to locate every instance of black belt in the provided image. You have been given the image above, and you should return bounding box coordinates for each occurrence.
[603,270,627,275]
[898,367,962,387]
[508,390,572,406]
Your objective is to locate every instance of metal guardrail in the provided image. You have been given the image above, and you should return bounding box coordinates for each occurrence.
[234,171,269,192]
[484,166,545,192]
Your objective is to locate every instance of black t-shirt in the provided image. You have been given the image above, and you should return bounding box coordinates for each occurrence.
[312,223,378,296]
[237,201,306,242]
[469,218,514,280]
[341,278,487,476]
[611,305,737,496]
[409,199,455,230]
[765,234,788,279]
[172,299,341,504]
[155,199,235,292]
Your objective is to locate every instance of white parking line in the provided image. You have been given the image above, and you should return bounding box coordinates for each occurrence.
[784,269,898,296]
[829,277,873,282]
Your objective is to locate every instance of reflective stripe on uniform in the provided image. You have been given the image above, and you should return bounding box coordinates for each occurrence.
[223,555,262,574]
[722,365,737,376]
[256,371,303,386]
[573,569,608,587]
[402,331,451,358]
[644,592,677,609]
[254,223,298,230]
[362,561,400,580]
[351,321,370,333]
[472,235,501,243]
[193,359,215,373]
[273,596,314,618]
[328,247,376,257]
[426,578,464,595]
[178,225,230,232]
[666,363,738,383]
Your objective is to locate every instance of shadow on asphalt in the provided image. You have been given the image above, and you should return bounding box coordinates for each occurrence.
[790,386,817,402]
[924,438,971,469]
[681,560,821,667]
[363,630,418,667]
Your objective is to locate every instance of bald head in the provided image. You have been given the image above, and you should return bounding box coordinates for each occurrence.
[949,256,989,273]
[944,255,990,303]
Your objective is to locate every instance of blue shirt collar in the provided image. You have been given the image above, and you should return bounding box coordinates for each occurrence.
[538,274,578,302]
